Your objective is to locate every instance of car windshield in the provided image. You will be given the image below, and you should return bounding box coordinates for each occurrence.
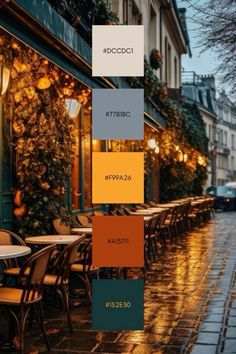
[217,186,236,197]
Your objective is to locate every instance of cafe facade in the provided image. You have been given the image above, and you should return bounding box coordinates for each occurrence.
[0,0,166,231]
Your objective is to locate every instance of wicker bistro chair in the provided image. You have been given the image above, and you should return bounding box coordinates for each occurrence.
[0,229,27,281]
[158,209,170,246]
[0,244,56,354]
[92,210,108,216]
[71,239,100,303]
[160,205,179,240]
[76,214,92,226]
[42,236,87,333]
[145,213,162,259]
[144,218,152,268]
[53,218,71,235]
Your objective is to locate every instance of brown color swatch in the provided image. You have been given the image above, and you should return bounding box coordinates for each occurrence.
[92,216,144,267]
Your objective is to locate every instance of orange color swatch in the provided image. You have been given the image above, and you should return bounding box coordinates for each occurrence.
[92,216,144,267]
[92,152,144,203]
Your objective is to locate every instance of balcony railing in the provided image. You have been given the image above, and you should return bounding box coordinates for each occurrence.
[182,71,202,85]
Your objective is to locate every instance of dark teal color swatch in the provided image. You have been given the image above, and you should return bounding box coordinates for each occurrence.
[92,279,144,330]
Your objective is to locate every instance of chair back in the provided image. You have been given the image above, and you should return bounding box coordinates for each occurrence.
[123,207,132,215]
[0,228,26,246]
[76,214,91,226]
[78,239,93,273]
[19,244,56,303]
[169,206,179,224]
[92,211,107,216]
[147,214,161,236]
[0,229,26,269]
[110,210,118,216]
[51,236,87,285]
[159,209,169,227]
[53,219,71,235]
[117,208,127,216]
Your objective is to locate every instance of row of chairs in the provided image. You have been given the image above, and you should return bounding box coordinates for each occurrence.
[109,198,215,263]
[0,229,98,353]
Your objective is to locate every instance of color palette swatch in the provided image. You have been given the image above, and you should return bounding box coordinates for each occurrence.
[92,152,144,204]
[91,24,145,331]
[92,89,144,140]
[92,216,144,267]
[92,279,144,330]
[92,25,144,77]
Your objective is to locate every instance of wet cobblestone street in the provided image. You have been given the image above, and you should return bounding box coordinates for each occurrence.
[0,212,236,354]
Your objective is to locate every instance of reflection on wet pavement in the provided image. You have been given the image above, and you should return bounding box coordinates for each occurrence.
[0,212,236,353]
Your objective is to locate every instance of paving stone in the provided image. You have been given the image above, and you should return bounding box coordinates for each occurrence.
[207,306,225,315]
[0,213,235,353]
[196,332,220,345]
[203,314,224,323]
[223,339,236,352]
[191,344,217,354]
[199,322,222,333]
[225,326,236,338]
[229,309,236,317]
[228,317,236,326]
[95,342,135,352]
[152,346,184,354]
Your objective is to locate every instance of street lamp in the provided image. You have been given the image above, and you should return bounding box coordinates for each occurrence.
[0,65,11,96]
[148,138,157,149]
[64,98,81,119]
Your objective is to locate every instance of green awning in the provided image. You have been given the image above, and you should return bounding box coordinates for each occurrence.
[0,5,102,88]
[1,0,167,129]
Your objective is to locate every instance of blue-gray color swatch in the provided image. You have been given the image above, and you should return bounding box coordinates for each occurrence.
[92,89,144,140]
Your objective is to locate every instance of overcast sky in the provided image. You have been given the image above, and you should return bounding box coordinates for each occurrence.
[177,0,220,82]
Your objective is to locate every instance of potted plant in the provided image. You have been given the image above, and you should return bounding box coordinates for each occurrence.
[150,49,163,70]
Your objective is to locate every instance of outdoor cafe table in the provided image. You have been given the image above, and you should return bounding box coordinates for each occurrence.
[25,234,86,245]
[141,207,169,213]
[128,210,156,216]
[156,203,180,208]
[144,216,152,221]
[0,245,31,259]
[71,227,93,235]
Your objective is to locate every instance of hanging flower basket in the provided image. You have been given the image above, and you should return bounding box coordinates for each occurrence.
[150,49,163,70]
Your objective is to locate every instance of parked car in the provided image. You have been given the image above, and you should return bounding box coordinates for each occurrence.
[225,182,236,188]
[206,186,236,211]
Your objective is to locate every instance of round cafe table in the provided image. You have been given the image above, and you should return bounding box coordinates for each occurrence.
[141,207,169,213]
[129,210,155,216]
[25,234,86,245]
[71,227,93,235]
[0,245,31,259]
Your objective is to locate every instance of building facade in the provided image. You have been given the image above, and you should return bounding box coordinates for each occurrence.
[182,71,236,188]
[108,0,190,88]
[216,91,236,185]
[0,0,189,232]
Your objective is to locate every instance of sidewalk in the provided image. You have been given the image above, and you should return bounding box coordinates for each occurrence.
[0,212,236,353]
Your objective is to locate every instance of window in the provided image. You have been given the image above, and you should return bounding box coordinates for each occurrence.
[231,156,235,171]
[223,131,228,147]
[130,0,142,25]
[174,57,178,88]
[165,37,168,83]
[217,154,228,170]
[216,129,223,147]
[167,43,171,86]
[232,134,235,150]
[123,0,128,24]
[208,124,211,141]
[164,38,172,86]
[71,106,103,212]
[150,4,157,51]
[109,0,119,16]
